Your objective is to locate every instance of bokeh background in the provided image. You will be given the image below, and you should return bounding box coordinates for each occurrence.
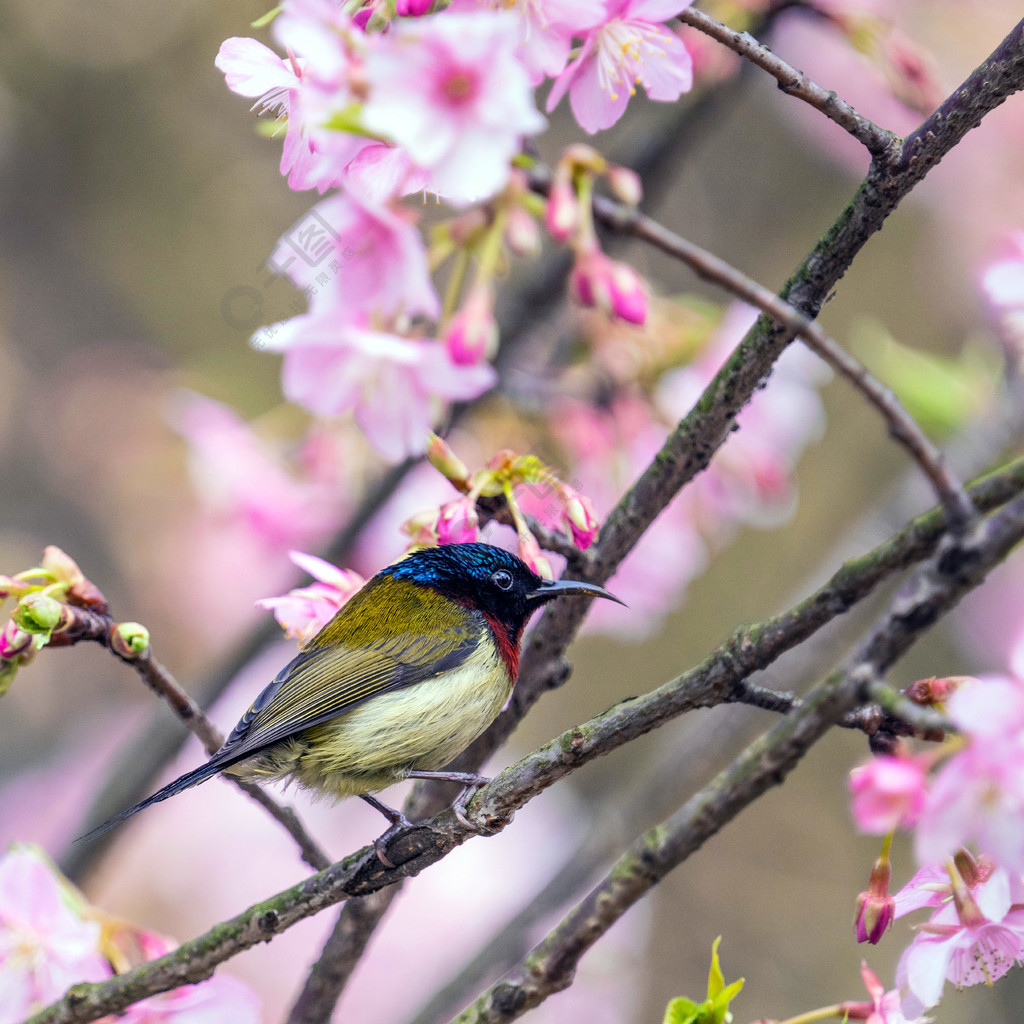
[1,1,1023,1021]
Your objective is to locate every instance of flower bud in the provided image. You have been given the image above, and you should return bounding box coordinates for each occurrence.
[426,433,471,489]
[443,285,498,366]
[560,488,600,550]
[853,843,895,945]
[0,620,33,659]
[571,247,648,325]
[545,173,579,243]
[517,531,553,580]
[41,546,84,586]
[504,205,541,257]
[606,164,642,206]
[110,622,150,660]
[13,593,63,635]
[437,497,480,545]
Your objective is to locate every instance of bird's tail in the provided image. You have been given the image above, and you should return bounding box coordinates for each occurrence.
[77,757,228,843]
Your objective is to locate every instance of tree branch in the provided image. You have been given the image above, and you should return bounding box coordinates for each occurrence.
[26,456,1024,1024]
[675,6,899,157]
[450,491,1024,1023]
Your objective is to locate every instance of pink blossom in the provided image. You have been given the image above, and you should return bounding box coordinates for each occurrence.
[915,675,1024,873]
[850,754,930,834]
[257,551,365,642]
[0,846,111,1021]
[841,961,927,1024]
[571,246,648,324]
[215,34,365,193]
[259,318,496,461]
[894,861,1024,1016]
[168,391,344,551]
[267,190,439,319]
[546,0,694,133]
[436,497,481,545]
[897,905,1024,1016]
[451,0,606,83]
[362,12,546,203]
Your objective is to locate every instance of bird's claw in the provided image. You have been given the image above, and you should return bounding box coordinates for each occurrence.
[372,814,415,868]
[451,778,495,833]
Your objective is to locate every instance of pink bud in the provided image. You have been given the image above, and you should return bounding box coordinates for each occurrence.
[426,433,471,489]
[517,532,553,580]
[0,620,33,659]
[395,0,433,15]
[437,497,480,545]
[504,206,541,257]
[560,488,600,550]
[443,286,498,366]
[606,164,642,206]
[854,852,895,945]
[571,248,648,325]
[545,174,579,243]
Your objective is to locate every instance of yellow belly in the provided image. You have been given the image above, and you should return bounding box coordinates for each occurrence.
[228,637,513,798]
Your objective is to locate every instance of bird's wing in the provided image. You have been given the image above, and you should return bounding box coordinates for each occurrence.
[210,623,482,770]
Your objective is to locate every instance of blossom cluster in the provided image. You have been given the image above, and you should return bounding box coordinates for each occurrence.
[211,0,698,461]
[0,845,259,1023]
[848,669,1024,1016]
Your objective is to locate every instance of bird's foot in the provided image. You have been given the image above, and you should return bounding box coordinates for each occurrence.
[402,769,498,834]
[360,793,416,868]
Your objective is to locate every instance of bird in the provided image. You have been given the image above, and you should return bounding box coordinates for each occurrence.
[82,542,623,864]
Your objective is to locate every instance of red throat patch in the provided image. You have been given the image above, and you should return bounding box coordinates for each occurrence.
[482,612,520,681]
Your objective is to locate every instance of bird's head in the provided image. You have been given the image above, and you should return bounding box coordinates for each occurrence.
[383,542,623,643]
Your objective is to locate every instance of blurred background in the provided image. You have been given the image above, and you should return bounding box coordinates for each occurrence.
[0,0,1023,1021]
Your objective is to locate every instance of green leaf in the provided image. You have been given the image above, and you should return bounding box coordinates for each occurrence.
[661,938,745,1024]
[851,318,998,435]
[663,997,701,1024]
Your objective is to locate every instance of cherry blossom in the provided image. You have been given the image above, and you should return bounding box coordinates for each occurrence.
[893,859,1024,1016]
[259,318,496,461]
[915,675,1024,874]
[0,847,111,1021]
[362,12,546,203]
[850,754,930,834]
[546,0,694,133]
[451,0,606,83]
[267,190,439,319]
[257,550,366,641]
[168,391,345,552]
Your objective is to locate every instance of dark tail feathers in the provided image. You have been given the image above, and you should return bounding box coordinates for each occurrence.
[77,757,229,843]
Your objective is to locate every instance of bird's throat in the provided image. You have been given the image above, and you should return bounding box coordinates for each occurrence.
[481,611,521,681]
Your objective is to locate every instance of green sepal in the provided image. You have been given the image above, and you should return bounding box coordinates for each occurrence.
[251,5,282,27]
[12,593,62,636]
[662,937,744,1024]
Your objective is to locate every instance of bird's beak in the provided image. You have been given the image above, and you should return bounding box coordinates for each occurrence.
[527,577,626,607]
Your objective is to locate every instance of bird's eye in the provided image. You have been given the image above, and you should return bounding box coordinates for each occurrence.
[491,569,513,591]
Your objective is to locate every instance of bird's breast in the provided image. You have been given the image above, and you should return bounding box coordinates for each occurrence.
[286,631,514,798]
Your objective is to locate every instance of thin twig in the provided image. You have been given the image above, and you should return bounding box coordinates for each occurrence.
[554,180,976,529]
[53,607,331,873]
[676,6,898,157]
